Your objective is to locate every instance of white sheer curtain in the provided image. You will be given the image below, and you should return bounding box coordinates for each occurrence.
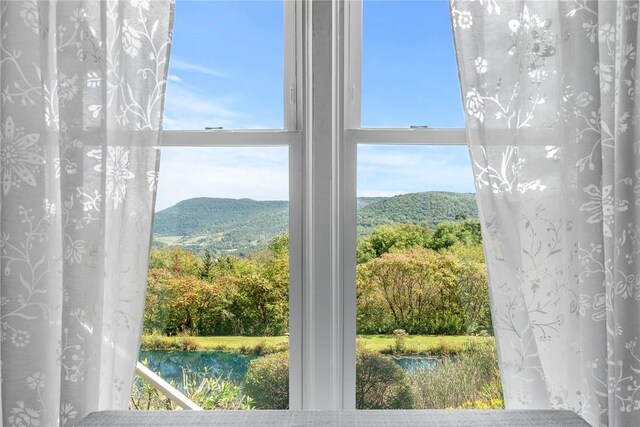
[452,0,640,425]
[0,1,173,425]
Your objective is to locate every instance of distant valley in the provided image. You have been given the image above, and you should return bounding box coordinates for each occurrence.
[153,191,478,256]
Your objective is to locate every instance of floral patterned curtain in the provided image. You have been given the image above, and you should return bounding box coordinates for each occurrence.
[0,1,173,425]
[451,0,640,425]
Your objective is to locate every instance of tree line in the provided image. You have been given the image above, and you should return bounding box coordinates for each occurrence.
[143,219,492,336]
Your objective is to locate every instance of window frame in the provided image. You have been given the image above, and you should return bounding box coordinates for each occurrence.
[159,0,304,410]
[157,0,469,411]
[340,0,469,409]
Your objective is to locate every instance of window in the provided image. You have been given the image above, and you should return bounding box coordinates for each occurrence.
[137,0,497,411]
[355,145,501,409]
[133,0,302,411]
[344,0,500,410]
[361,1,464,128]
[165,0,285,129]
[134,147,292,410]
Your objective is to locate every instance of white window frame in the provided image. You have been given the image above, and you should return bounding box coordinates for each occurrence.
[158,0,468,411]
[338,0,469,409]
[160,0,304,410]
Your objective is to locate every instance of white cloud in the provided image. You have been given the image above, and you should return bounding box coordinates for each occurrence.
[169,57,228,78]
[167,74,183,83]
[357,146,475,197]
[153,144,475,212]
[162,81,245,130]
[155,147,289,211]
[358,152,421,168]
[358,190,403,198]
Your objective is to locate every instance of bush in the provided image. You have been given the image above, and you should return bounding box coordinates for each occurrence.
[407,340,502,409]
[244,352,289,409]
[178,331,198,351]
[140,330,173,350]
[356,349,414,409]
[393,329,408,354]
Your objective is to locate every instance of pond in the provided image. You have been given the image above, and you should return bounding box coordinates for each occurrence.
[139,350,440,391]
[139,350,260,390]
[391,355,439,371]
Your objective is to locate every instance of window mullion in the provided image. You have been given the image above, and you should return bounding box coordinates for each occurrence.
[300,0,350,410]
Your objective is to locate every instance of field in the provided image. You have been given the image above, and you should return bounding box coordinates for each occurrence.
[140,333,493,355]
[356,334,493,355]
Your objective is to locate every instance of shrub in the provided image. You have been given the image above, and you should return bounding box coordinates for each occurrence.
[244,352,289,409]
[177,331,198,351]
[140,330,173,350]
[356,349,413,409]
[393,329,408,354]
[407,340,502,409]
[458,397,504,409]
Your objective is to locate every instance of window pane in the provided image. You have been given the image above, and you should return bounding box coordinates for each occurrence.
[132,147,290,410]
[361,1,464,128]
[356,145,502,410]
[164,1,284,130]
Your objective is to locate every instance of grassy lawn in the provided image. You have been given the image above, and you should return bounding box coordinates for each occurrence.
[140,333,494,355]
[140,333,289,353]
[356,334,494,355]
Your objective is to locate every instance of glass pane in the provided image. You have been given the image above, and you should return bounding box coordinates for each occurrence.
[356,145,503,410]
[132,147,290,410]
[164,1,284,130]
[361,0,464,128]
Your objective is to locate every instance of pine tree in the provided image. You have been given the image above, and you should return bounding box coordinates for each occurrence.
[200,250,213,280]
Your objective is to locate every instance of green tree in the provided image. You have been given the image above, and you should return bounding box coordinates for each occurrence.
[357,224,432,263]
[358,248,462,334]
[222,236,290,335]
[144,267,175,333]
[149,246,202,277]
[356,266,393,334]
[445,243,491,334]
[429,219,482,251]
[200,250,214,280]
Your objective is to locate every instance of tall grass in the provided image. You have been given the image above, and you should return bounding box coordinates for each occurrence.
[139,331,288,354]
[406,340,503,409]
[130,367,254,410]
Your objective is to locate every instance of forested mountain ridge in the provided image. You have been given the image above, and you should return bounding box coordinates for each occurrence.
[153,192,478,256]
[153,197,288,257]
[357,192,478,235]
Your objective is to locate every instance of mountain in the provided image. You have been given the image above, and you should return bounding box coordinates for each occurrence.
[153,197,288,257]
[357,192,478,235]
[153,192,478,256]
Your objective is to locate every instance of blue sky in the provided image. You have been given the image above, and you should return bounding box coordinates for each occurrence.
[157,0,473,211]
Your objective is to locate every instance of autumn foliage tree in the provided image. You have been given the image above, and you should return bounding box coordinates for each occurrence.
[144,240,289,336]
[357,243,491,335]
[143,219,490,337]
[358,249,461,334]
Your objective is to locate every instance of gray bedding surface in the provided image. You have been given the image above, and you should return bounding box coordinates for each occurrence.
[78,409,591,426]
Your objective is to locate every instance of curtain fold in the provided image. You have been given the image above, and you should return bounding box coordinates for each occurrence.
[452,0,640,425]
[0,1,173,425]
